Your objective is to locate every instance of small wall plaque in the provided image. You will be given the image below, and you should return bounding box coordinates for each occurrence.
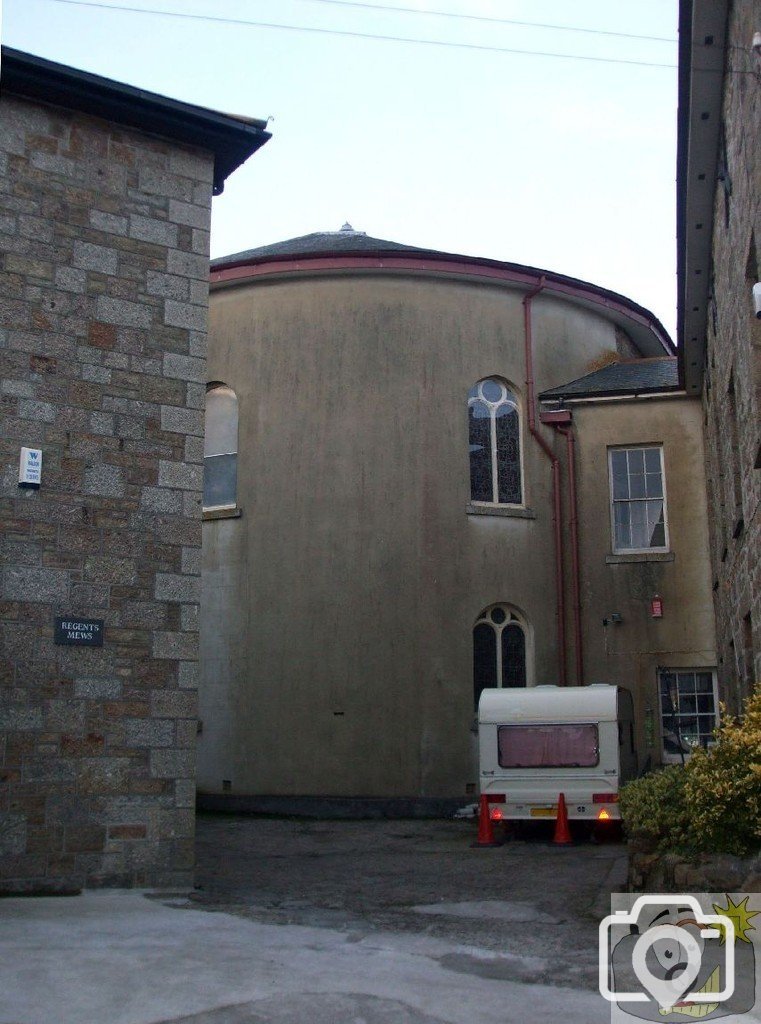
[19,447,42,489]
[54,617,104,647]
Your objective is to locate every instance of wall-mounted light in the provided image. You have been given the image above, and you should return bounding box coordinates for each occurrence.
[753,31,761,55]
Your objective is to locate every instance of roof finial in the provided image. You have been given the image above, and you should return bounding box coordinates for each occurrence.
[336,222,366,237]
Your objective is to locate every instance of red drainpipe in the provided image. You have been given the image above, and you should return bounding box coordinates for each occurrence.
[523,278,567,686]
[558,424,583,687]
[560,425,583,686]
[540,409,584,686]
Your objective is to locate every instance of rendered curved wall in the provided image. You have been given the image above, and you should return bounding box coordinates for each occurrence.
[200,271,640,798]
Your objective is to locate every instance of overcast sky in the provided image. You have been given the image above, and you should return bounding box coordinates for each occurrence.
[3,0,679,337]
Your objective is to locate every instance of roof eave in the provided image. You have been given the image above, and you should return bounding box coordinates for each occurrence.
[676,0,729,395]
[1,46,272,193]
[210,248,675,358]
[539,386,683,402]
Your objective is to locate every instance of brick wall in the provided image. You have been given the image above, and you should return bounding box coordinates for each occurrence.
[0,92,213,889]
[702,0,761,711]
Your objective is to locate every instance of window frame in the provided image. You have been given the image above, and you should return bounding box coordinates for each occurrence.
[472,604,531,710]
[497,723,600,769]
[658,668,719,763]
[203,383,239,513]
[607,444,670,555]
[468,378,525,509]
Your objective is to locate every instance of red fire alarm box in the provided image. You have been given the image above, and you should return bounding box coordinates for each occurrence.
[651,596,663,618]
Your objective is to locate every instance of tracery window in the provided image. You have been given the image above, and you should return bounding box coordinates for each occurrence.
[204,384,238,509]
[473,605,528,709]
[468,379,522,505]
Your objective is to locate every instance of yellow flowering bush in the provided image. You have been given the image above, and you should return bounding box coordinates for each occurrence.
[619,763,692,852]
[682,687,761,855]
[621,686,761,856]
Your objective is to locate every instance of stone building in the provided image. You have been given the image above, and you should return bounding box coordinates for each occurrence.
[677,0,760,710]
[199,228,716,810]
[0,48,269,890]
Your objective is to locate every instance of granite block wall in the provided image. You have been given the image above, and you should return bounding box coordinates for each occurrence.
[702,0,761,711]
[0,92,213,889]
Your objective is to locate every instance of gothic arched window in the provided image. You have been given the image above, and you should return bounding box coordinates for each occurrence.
[473,605,528,709]
[468,379,522,505]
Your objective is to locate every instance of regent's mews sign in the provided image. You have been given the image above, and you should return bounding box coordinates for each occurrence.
[54,617,104,647]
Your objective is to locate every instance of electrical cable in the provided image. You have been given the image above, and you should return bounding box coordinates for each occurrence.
[284,0,678,45]
[41,0,758,73]
[43,0,680,69]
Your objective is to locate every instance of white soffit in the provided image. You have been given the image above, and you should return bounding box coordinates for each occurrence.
[682,0,729,395]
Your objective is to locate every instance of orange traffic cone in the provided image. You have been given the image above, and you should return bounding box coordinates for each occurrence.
[471,794,503,848]
[552,792,573,845]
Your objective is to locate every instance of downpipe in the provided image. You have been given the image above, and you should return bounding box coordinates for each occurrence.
[523,278,567,686]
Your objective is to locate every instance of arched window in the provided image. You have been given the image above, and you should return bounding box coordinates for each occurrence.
[473,605,528,709]
[468,379,522,505]
[204,384,238,509]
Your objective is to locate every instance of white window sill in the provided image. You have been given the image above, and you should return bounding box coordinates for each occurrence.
[202,506,242,522]
[466,503,536,520]
[606,551,674,564]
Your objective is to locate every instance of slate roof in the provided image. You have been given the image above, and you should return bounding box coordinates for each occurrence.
[211,227,427,267]
[211,226,675,359]
[540,358,680,400]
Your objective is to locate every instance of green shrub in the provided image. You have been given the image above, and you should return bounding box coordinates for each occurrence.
[620,686,761,856]
[619,763,692,853]
[682,688,761,855]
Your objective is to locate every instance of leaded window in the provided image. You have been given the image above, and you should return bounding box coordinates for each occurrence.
[468,379,522,505]
[204,384,238,509]
[473,605,527,709]
[609,446,668,552]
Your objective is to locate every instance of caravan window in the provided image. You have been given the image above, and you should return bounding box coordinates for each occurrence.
[498,724,599,768]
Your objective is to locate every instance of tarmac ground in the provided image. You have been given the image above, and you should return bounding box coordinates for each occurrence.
[193,813,626,979]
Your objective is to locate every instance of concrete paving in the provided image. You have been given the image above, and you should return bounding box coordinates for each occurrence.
[1,889,609,1024]
[0,816,628,1023]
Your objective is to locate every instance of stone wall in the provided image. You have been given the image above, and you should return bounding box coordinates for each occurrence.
[702,0,761,712]
[629,846,761,893]
[0,93,213,889]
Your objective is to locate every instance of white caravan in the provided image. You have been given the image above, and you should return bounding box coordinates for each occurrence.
[477,685,637,822]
